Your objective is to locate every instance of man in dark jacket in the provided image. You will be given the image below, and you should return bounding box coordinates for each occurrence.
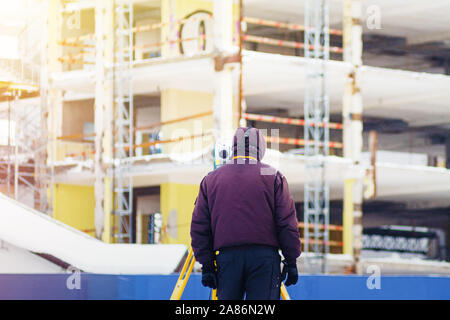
[190,127,301,300]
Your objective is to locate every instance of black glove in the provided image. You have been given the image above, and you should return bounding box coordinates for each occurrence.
[281,261,298,287]
[201,263,217,289]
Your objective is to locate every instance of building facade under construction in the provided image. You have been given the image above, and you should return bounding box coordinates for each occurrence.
[0,0,450,278]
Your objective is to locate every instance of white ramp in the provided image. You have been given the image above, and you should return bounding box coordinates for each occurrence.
[0,193,187,274]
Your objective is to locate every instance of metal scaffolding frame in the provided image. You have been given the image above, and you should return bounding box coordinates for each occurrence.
[0,91,46,211]
[0,54,46,212]
[12,94,42,205]
[303,0,330,273]
[112,0,134,242]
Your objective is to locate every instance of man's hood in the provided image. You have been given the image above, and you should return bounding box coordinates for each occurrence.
[232,127,266,161]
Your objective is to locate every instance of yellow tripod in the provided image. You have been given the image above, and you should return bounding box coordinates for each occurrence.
[170,248,291,300]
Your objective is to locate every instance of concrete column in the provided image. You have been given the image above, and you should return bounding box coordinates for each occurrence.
[213,0,235,144]
[342,0,364,273]
[94,0,115,242]
[47,0,63,217]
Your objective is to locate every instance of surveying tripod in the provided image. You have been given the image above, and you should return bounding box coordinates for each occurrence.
[170,247,291,300]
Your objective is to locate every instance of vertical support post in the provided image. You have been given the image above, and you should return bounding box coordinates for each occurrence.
[342,0,363,273]
[46,0,63,217]
[36,3,48,212]
[94,0,115,242]
[14,93,19,200]
[149,214,155,244]
[94,0,106,240]
[7,98,11,197]
[368,130,377,197]
[213,0,235,144]
[136,213,142,244]
[342,178,354,255]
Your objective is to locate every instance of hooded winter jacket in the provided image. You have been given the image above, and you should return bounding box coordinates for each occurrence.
[190,127,301,266]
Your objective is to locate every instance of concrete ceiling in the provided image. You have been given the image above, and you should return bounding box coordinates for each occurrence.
[244,51,450,127]
[244,0,450,44]
[51,50,450,128]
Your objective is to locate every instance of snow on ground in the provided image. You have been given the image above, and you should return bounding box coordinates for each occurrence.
[0,193,186,274]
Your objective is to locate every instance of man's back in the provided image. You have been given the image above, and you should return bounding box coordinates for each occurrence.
[204,161,281,252]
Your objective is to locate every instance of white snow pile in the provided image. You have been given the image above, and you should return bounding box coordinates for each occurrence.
[0,193,186,274]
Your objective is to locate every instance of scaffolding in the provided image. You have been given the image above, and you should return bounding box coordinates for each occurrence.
[303,0,331,273]
[0,61,42,211]
[113,0,134,242]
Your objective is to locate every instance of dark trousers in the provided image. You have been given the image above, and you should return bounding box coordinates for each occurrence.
[216,245,281,300]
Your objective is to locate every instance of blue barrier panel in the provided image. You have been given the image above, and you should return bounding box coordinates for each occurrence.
[0,274,449,300]
[0,274,86,300]
[288,275,450,300]
[116,274,210,300]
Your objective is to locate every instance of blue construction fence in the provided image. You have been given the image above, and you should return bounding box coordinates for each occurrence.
[0,274,449,300]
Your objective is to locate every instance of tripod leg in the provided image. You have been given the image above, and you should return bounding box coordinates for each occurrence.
[280,283,291,300]
[170,248,196,300]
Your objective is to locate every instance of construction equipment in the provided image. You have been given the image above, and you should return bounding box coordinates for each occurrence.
[170,144,291,300]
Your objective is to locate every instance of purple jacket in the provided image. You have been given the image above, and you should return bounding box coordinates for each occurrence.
[190,128,301,266]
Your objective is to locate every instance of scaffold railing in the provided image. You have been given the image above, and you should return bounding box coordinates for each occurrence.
[53,109,344,161]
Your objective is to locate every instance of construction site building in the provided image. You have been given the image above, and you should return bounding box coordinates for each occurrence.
[0,0,450,276]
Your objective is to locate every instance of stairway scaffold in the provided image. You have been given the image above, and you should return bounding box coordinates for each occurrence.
[303,0,331,274]
[113,0,134,243]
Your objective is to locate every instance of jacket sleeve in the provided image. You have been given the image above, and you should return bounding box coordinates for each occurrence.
[274,172,302,266]
[190,177,215,267]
